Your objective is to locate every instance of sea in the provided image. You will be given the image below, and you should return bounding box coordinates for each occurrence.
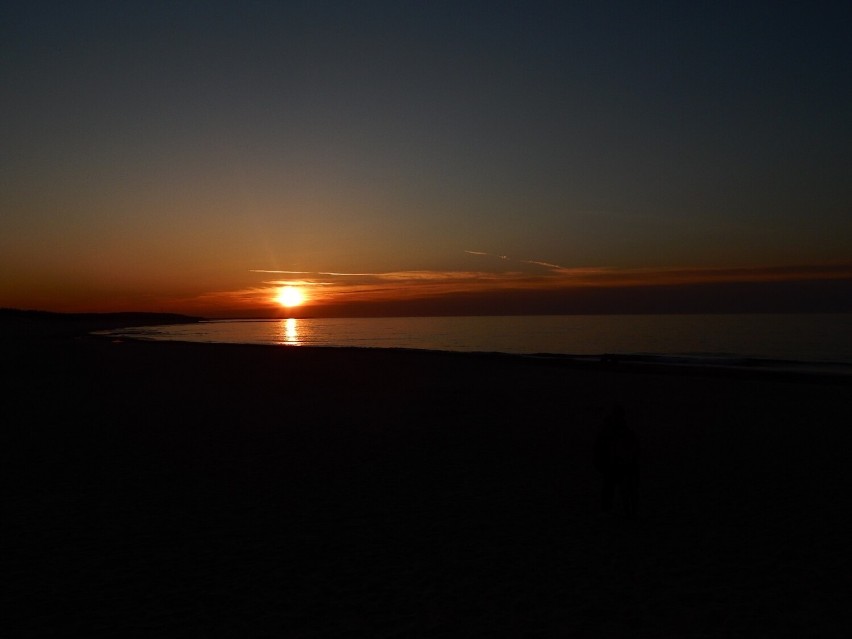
[98,314,852,375]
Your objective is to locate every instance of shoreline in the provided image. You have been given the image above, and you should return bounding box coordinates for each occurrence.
[92,331,852,386]
[89,312,852,383]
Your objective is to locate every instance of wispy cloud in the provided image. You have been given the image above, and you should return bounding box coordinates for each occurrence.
[465,250,511,261]
[523,260,566,270]
[249,269,382,277]
[185,256,852,313]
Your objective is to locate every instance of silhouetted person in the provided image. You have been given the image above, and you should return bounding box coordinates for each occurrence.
[594,404,639,517]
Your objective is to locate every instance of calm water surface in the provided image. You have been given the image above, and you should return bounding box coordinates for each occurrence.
[102,314,852,367]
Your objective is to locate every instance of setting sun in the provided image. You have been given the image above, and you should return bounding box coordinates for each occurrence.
[275,286,305,308]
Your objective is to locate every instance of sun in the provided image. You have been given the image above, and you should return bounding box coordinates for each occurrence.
[275,285,305,308]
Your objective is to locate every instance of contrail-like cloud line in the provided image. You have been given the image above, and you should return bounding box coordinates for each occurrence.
[466,250,568,270]
[465,249,511,261]
[250,269,380,276]
[522,260,566,270]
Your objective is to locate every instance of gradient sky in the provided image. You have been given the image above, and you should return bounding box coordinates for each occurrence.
[2,1,851,317]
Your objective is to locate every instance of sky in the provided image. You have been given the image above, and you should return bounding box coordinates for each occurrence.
[2,0,851,318]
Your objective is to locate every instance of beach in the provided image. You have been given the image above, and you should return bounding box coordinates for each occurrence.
[5,327,852,637]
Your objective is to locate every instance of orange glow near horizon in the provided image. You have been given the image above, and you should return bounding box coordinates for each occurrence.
[249,261,852,311]
[9,261,851,318]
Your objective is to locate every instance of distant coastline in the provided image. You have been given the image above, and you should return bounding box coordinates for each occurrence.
[0,308,205,339]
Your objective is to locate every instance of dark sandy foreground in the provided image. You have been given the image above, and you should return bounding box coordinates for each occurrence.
[4,332,852,637]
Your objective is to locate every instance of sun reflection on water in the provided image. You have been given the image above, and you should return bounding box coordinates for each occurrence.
[279,317,300,345]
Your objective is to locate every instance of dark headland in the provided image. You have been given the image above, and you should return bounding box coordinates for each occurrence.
[5,311,851,636]
[0,308,204,338]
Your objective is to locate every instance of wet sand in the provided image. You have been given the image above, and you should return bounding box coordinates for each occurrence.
[5,332,852,637]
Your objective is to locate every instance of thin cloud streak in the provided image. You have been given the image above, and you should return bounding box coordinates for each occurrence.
[201,260,852,315]
[523,260,568,270]
[466,250,572,271]
[250,269,385,277]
